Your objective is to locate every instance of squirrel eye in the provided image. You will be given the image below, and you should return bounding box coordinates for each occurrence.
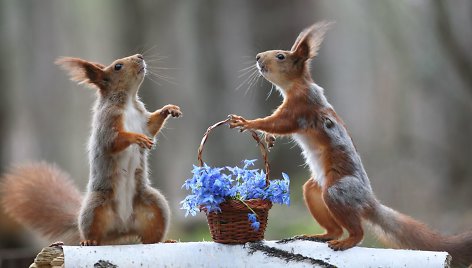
[325,118,335,129]
[276,54,285,60]
[114,63,123,71]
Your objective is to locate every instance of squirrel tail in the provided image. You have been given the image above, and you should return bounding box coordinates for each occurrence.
[367,203,472,267]
[1,162,82,244]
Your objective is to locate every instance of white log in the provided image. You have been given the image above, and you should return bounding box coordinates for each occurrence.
[62,240,450,268]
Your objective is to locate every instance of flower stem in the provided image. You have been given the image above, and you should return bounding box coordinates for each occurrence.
[237,198,258,218]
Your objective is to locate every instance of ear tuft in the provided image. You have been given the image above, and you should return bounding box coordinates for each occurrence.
[55,57,104,89]
[291,21,334,60]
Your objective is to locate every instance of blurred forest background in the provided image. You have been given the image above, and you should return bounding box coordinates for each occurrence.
[0,0,471,264]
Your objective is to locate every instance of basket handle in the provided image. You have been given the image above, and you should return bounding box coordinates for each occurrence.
[197,118,270,186]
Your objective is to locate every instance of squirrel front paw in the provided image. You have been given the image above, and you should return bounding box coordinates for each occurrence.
[228,114,250,131]
[160,104,182,118]
[132,133,154,149]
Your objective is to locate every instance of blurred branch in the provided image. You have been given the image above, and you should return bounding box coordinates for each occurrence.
[434,1,472,199]
[434,1,472,96]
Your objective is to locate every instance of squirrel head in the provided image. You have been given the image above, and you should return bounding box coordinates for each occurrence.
[256,21,333,92]
[55,54,146,97]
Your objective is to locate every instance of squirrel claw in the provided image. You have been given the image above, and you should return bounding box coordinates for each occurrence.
[134,134,154,149]
[228,114,245,121]
[171,111,181,118]
[80,240,98,246]
[228,114,248,131]
[160,104,182,118]
[327,239,356,251]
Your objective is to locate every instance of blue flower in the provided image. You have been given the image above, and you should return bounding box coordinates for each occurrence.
[243,159,257,169]
[247,213,260,231]
[251,221,260,231]
[248,213,257,222]
[282,172,289,181]
[180,160,291,219]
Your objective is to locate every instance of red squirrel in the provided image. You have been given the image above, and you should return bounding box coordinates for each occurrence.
[1,54,181,246]
[229,22,472,266]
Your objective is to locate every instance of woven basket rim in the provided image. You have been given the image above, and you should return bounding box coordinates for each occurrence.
[200,198,272,213]
[223,198,272,205]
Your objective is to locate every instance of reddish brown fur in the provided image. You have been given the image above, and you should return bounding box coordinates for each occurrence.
[135,204,165,243]
[303,179,343,241]
[148,104,181,136]
[55,58,107,91]
[1,163,82,244]
[81,203,113,246]
[2,54,179,246]
[230,22,472,266]
[61,54,176,246]
[111,114,154,153]
[133,192,167,244]
[231,80,318,135]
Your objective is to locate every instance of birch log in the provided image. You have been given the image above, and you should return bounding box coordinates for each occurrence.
[31,240,451,268]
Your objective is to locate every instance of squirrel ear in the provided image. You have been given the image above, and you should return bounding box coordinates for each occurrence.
[291,21,334,60]
[55,57,105,89]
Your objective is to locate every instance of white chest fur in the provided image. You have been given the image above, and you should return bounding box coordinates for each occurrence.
[292,133,325,186]
[115,100,147,223]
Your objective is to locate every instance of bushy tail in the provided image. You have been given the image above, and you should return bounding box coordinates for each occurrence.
[367,204,472,267]
[1,162,82,244]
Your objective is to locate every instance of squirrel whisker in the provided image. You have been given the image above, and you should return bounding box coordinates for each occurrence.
[235,68,258,91]
[140,45,159,57]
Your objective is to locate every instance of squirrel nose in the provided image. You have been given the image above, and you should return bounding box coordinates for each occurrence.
[256,55,261,62]
[136,54,144,60]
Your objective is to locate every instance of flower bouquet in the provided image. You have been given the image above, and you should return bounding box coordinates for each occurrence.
[181,119,290,244]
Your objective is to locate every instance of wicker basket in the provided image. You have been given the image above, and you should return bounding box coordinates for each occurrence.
[197,119,273,244]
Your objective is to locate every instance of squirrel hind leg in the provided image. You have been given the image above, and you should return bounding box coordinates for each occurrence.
[323,184,365,251]
[324,207,364,251]
[78,193,115,246]
[133,187,170,244]
[134,204,165,244]
[302,179,343,241]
